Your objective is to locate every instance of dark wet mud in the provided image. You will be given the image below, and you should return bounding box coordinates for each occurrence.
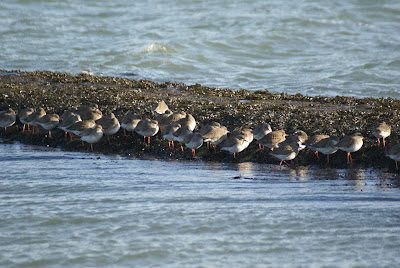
[1,69,400,171]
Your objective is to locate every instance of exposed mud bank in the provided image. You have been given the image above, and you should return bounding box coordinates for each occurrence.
[1,69,399,171]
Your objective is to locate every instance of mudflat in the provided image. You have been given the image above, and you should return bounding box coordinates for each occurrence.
[1,70,399,170]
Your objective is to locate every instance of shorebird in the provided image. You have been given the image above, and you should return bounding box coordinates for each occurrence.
[283,130,308,150]
[162,123,181,149]
[60,108,78,121]
[337,133,364,164]
[199,122,218,143]
[172,124,192,151]
[184,132,203,158]
[37,113,60,138]
[25,108,46,134]
[231,128,254,143]
[76,108,102,121]
[278,133,306,150]
[386,144,400,169]
[155,110,173,130]
[58,113,82,140]
[151,100,169,116]
[270,141,303,169]
[201,123,229,152]
[221,134,251,158]
[66,120,96,137]
[292,130,308,144]
[135,118,159,144]
[252,124,272,146]
[258,130,286,151]
[312,136,339,164]
[199,121,221,135]
[120,112,141,136]
[159,111,186,131]
[177,113,196,132]
[19,107,34,132]
[306,134,330,160]
[76,104,99,115]
[80,124,103,151]
[372,122,391,149]
[0,108,16,133]
[95,113,120,142]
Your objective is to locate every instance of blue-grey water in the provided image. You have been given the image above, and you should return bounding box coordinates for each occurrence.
[1,141,400,267]
[1,0,400,98]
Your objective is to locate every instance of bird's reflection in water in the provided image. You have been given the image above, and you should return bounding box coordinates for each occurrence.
[288,166,310,181]
[345,169,366,191]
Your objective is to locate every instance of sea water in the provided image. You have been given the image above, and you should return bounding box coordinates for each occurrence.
[1,0,399,98]
[0,142,400,267]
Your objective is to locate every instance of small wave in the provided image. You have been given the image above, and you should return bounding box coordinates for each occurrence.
[387,59,400,67]
[80,69,94,76]
[140,43,173,54]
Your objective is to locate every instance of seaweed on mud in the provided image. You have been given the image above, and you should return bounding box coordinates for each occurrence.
[1,69,400,171]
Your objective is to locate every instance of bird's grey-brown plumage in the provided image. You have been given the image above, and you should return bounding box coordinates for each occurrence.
[258,130,286,150]
[337,133,364,163]
[372,122,390,148]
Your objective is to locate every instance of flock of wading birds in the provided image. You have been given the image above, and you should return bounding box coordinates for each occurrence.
[0,101,399,169]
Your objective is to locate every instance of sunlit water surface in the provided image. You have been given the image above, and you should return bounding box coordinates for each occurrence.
[1,142,400,267]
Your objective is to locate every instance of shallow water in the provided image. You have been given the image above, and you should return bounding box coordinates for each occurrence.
[1,0,400,98]
[1,142,400,267]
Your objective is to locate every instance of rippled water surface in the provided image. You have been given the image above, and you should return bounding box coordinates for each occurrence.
[1,0,400,97]
[1,142,400,267]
